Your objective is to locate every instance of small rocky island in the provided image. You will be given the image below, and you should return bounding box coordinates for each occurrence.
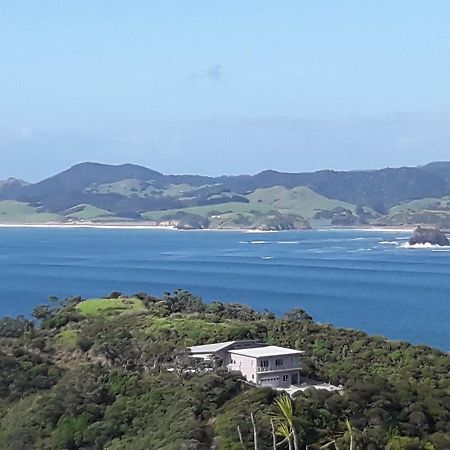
[408,225,449,246]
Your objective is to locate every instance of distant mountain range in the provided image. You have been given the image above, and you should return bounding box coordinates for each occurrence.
[2,161,450,229]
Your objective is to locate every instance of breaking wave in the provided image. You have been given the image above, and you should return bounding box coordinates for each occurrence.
[401,242,450,249]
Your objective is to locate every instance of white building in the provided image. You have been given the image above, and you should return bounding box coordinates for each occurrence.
[188,340,304,388]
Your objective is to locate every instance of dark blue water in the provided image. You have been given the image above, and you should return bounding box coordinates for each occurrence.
[0,227,449,350]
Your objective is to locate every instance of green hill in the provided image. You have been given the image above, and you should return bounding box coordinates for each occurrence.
[3,161,450,228]
[1,291,449,449]
[0,200,61,223]
[63,204,116,221]
[247,186,357,218]
[142,186,373,229]
[379,196,450,228]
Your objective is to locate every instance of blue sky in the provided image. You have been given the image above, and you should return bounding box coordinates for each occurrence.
[1,1,450,180]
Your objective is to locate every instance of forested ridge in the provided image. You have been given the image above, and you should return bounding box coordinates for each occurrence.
[4,162,450,228]
[0,291,449,449]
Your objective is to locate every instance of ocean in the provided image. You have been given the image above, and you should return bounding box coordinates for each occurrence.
[0,227,449,350]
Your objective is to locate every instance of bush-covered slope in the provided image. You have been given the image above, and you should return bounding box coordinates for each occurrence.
[1,291,449,449]
[379,197,450,229]
[3,161,450,228]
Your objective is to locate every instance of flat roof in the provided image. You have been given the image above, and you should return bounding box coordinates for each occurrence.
[229,345,304,358]
[188,340,262,354]
[188,341,237,353]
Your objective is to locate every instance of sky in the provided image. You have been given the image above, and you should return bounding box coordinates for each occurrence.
[1,1,450,181]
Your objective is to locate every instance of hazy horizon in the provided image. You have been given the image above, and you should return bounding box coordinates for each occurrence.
[2,1,450,180]
[4,159,450,184]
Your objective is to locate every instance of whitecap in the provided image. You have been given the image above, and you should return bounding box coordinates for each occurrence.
[379,240,398,245]
[401,242,450,249]
[251,240,268,244]
[261,256,274,260]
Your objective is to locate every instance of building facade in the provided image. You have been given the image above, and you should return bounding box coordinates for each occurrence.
[188,341,303,388]
[228,346,302,388]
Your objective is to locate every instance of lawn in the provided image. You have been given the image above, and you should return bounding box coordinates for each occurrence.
[76,298,145,316]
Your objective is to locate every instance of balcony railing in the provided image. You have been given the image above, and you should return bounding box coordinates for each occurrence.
[257,364,301,373]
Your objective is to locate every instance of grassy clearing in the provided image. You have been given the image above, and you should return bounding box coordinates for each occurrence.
[388,196,450,214]
[77,298,145,317]
[55,330,79,348]
[90,179,161,198]
[163,183,204,197]
[247,186,356,218]
[141,201,262,220]
[64,204,114,220]
[93,179,213,199]
[381,196,450,227]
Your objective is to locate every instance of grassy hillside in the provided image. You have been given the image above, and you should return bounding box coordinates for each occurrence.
[64,204,115,220]
[4,161,450,224]
[142,186,355,220]
[87,179,160,197]
[380,196,450,228]
[388,197,450,214]
[247,186,356,218]
[88,179,209,199]
[142,186,370,229]
[0,179,449,230]
[1,291,449,449]
[0,200,61,223]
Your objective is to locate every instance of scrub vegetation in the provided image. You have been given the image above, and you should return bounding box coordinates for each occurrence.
[0,291,449,449]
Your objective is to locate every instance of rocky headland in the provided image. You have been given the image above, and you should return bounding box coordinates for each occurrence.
[408,225,449,246]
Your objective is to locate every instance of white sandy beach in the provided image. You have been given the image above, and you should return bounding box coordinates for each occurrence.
[0,222,177,230]
[0,222,417,233]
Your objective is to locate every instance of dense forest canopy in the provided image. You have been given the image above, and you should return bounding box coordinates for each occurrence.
[0,290,449,449]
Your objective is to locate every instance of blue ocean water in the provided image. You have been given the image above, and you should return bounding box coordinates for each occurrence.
[0,227,449,350]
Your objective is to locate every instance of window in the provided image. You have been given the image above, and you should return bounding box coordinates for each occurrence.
[282,375,289,382]
[259,360,269,367]
[275,358,283,366]
[252,374,254,379]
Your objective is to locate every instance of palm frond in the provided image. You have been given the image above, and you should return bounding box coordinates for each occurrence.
[274,394,294,427]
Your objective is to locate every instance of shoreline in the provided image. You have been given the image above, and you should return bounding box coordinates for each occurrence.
[0,222,415,232]
[0,222,178,230]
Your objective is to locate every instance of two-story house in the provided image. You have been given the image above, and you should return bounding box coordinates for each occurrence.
[228,345,303,388]
[188,341,303,388]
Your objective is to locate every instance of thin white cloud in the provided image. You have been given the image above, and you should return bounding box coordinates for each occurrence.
[187,64,224,82]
